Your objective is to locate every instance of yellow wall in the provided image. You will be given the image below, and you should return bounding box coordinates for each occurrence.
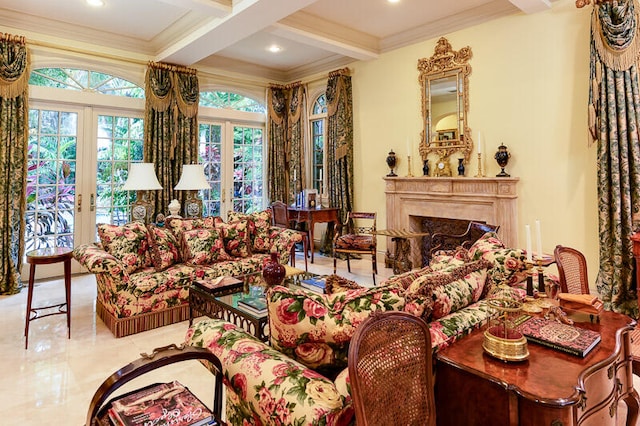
[350,1,599,282]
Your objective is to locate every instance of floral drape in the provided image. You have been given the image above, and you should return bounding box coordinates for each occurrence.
[0,33,29,295]
[266,83,306,204]
[144,62,199,218]
[321,68,354,254]
[589,0,640,317]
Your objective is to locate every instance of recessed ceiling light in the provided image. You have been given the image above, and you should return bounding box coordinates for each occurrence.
[388,0,400,3]
[86,0,104,7]
[268,45,282,53]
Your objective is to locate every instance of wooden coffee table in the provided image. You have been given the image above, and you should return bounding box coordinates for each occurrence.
[435,310,639,426]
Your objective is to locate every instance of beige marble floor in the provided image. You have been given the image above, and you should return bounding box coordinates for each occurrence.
[0,252,389,425]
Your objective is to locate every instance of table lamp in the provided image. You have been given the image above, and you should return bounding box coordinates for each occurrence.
[174,164,210,218]
[122,163,163,223]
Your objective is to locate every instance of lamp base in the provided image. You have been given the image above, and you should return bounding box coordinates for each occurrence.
[131,191,154,223]
[183,191,203,218]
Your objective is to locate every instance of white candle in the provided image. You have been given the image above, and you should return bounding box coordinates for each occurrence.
[406,138,410,157]
[319,169,323,182]
[477,132,482,154]
[525,224,532,262]
[535,220,542,259]
[293,169,296,181]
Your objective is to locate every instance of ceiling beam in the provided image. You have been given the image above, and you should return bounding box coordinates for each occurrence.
[156,0,320,66]
[155,0,232,17]
[508,0,551,14]
[270,13,379,61]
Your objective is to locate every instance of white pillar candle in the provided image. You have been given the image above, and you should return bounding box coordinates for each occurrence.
[477,132,482,154]
[525,224,532,262]
[535,220,542,259]
[406,138,410,157]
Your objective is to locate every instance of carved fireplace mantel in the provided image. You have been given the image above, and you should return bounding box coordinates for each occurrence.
[384,176,519,267]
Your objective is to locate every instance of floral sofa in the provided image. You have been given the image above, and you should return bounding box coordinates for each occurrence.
[185,232,554,425]
[73,211,302,337]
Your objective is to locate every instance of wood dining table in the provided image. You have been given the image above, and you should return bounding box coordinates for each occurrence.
[287,206,339,263]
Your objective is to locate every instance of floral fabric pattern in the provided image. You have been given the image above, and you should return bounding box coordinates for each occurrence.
[228,209,274,253]
[181,228,232,265]
[97,222,151,274]
[147,224,181,271]
[267,285,405,373]
[334,234,374,250]
[428,300,496,353]
[216,220,252,258]
[467,232,528,290]
[186,319,354,426]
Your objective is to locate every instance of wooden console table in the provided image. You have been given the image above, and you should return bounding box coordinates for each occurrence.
[288,206,339,263]
[435,310,639,426]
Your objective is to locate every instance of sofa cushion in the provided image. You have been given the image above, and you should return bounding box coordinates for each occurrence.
[382,266,432,291]
[147,224,181,271]
[467,232,505,259]
[403,260,491,320]
[267,284,405,373]
[97,222,151,274]
[428,299,496,353]
[228,209,273,253]
[181,228,232,265]
[430,247,471,271]
[324,274,366,295]
[216,220,252,258]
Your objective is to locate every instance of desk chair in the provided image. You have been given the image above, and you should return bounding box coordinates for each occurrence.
[333,211,377,284]
[554,245,590,295]
[270,201,308,271]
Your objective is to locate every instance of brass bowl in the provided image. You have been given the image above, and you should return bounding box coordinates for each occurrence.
[482,326,529,362]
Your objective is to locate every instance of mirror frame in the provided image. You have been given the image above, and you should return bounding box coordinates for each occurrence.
[418,37,473,165]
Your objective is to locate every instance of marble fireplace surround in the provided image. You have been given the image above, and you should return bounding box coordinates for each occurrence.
[384,177,519,268]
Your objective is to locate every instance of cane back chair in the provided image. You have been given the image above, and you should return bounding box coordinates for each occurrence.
[348,311,436,426]
[554,245,590,295]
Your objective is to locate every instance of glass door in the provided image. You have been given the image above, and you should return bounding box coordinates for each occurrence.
[24,105,84,278]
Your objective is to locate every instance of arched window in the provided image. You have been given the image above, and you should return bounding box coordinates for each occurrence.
[200,91,265,113]
[29,68,144,98]
[309,93,327,194]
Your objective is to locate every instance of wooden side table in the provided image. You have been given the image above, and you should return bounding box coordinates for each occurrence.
[374,229,430,274]
[24,247,73,349]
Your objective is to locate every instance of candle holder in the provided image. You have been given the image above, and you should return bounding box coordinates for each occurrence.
[406,155,414,177]
[536,257,545,294]
[525,260,534,297]
[474,153,484,177]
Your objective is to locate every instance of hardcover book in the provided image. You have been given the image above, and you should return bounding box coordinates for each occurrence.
[237,296,268,314]
[516,317,601,357]
[299,276,326,293]
[108,381,215,426]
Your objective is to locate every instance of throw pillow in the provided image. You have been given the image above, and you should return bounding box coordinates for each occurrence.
[215,220,252,258]
[403,259,492,321]
[430,246,471,271]
[97,222,150,274]
[165,216,222,242]
[382,266,432,291]
[228,209,273,253]
[181,228,232,265]
[324,274,366,295]
[467,232,505,260]
[147,224,181,271]
[482,247,528,289]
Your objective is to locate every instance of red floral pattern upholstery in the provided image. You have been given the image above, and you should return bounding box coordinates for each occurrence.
[228,209,273,253]
[147,224,181,271]
[334,234,375,250]
[216,220,252,258]
[97,222,151,274]
[181,228,232,265]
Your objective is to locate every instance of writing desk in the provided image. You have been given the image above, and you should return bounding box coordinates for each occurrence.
[287,206,339,263]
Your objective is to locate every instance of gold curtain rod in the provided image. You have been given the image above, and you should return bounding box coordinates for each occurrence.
[328,67,350,77]
[148,61,197,75]
[0,32,25,44]
[576,0,617,8]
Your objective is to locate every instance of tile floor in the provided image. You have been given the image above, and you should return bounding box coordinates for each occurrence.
[0,252,389,425]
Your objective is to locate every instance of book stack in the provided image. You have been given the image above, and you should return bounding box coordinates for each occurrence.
[237,296,268,315]
[516,317,601,357]
[107,381,217,426]
[299,276,327,294]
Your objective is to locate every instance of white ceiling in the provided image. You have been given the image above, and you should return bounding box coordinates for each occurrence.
[0,0,554,82]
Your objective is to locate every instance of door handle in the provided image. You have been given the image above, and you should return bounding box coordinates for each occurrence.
[77,194,82,212]
[90,193,95,212]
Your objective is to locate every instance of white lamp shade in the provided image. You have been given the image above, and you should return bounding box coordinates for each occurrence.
[122,163,163,190]
[174,164,210,190]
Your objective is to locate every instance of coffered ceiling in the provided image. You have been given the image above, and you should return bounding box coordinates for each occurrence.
[0,0,554,82]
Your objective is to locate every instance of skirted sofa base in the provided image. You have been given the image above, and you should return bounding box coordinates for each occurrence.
[95,297,191,338]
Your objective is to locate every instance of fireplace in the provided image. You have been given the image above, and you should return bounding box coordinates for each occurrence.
[384,176,519,268]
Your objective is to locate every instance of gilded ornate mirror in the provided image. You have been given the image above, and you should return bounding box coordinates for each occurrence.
[418,38,472,175]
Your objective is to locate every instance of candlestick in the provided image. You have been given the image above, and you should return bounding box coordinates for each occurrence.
[406,155,414,177]
[474,153,484,177]
[537,258,545,294]
[406,138,410,157]
[525,224,532,262]
[525,260,534,297]
[535,220,542,259]
[477,132,482,154]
